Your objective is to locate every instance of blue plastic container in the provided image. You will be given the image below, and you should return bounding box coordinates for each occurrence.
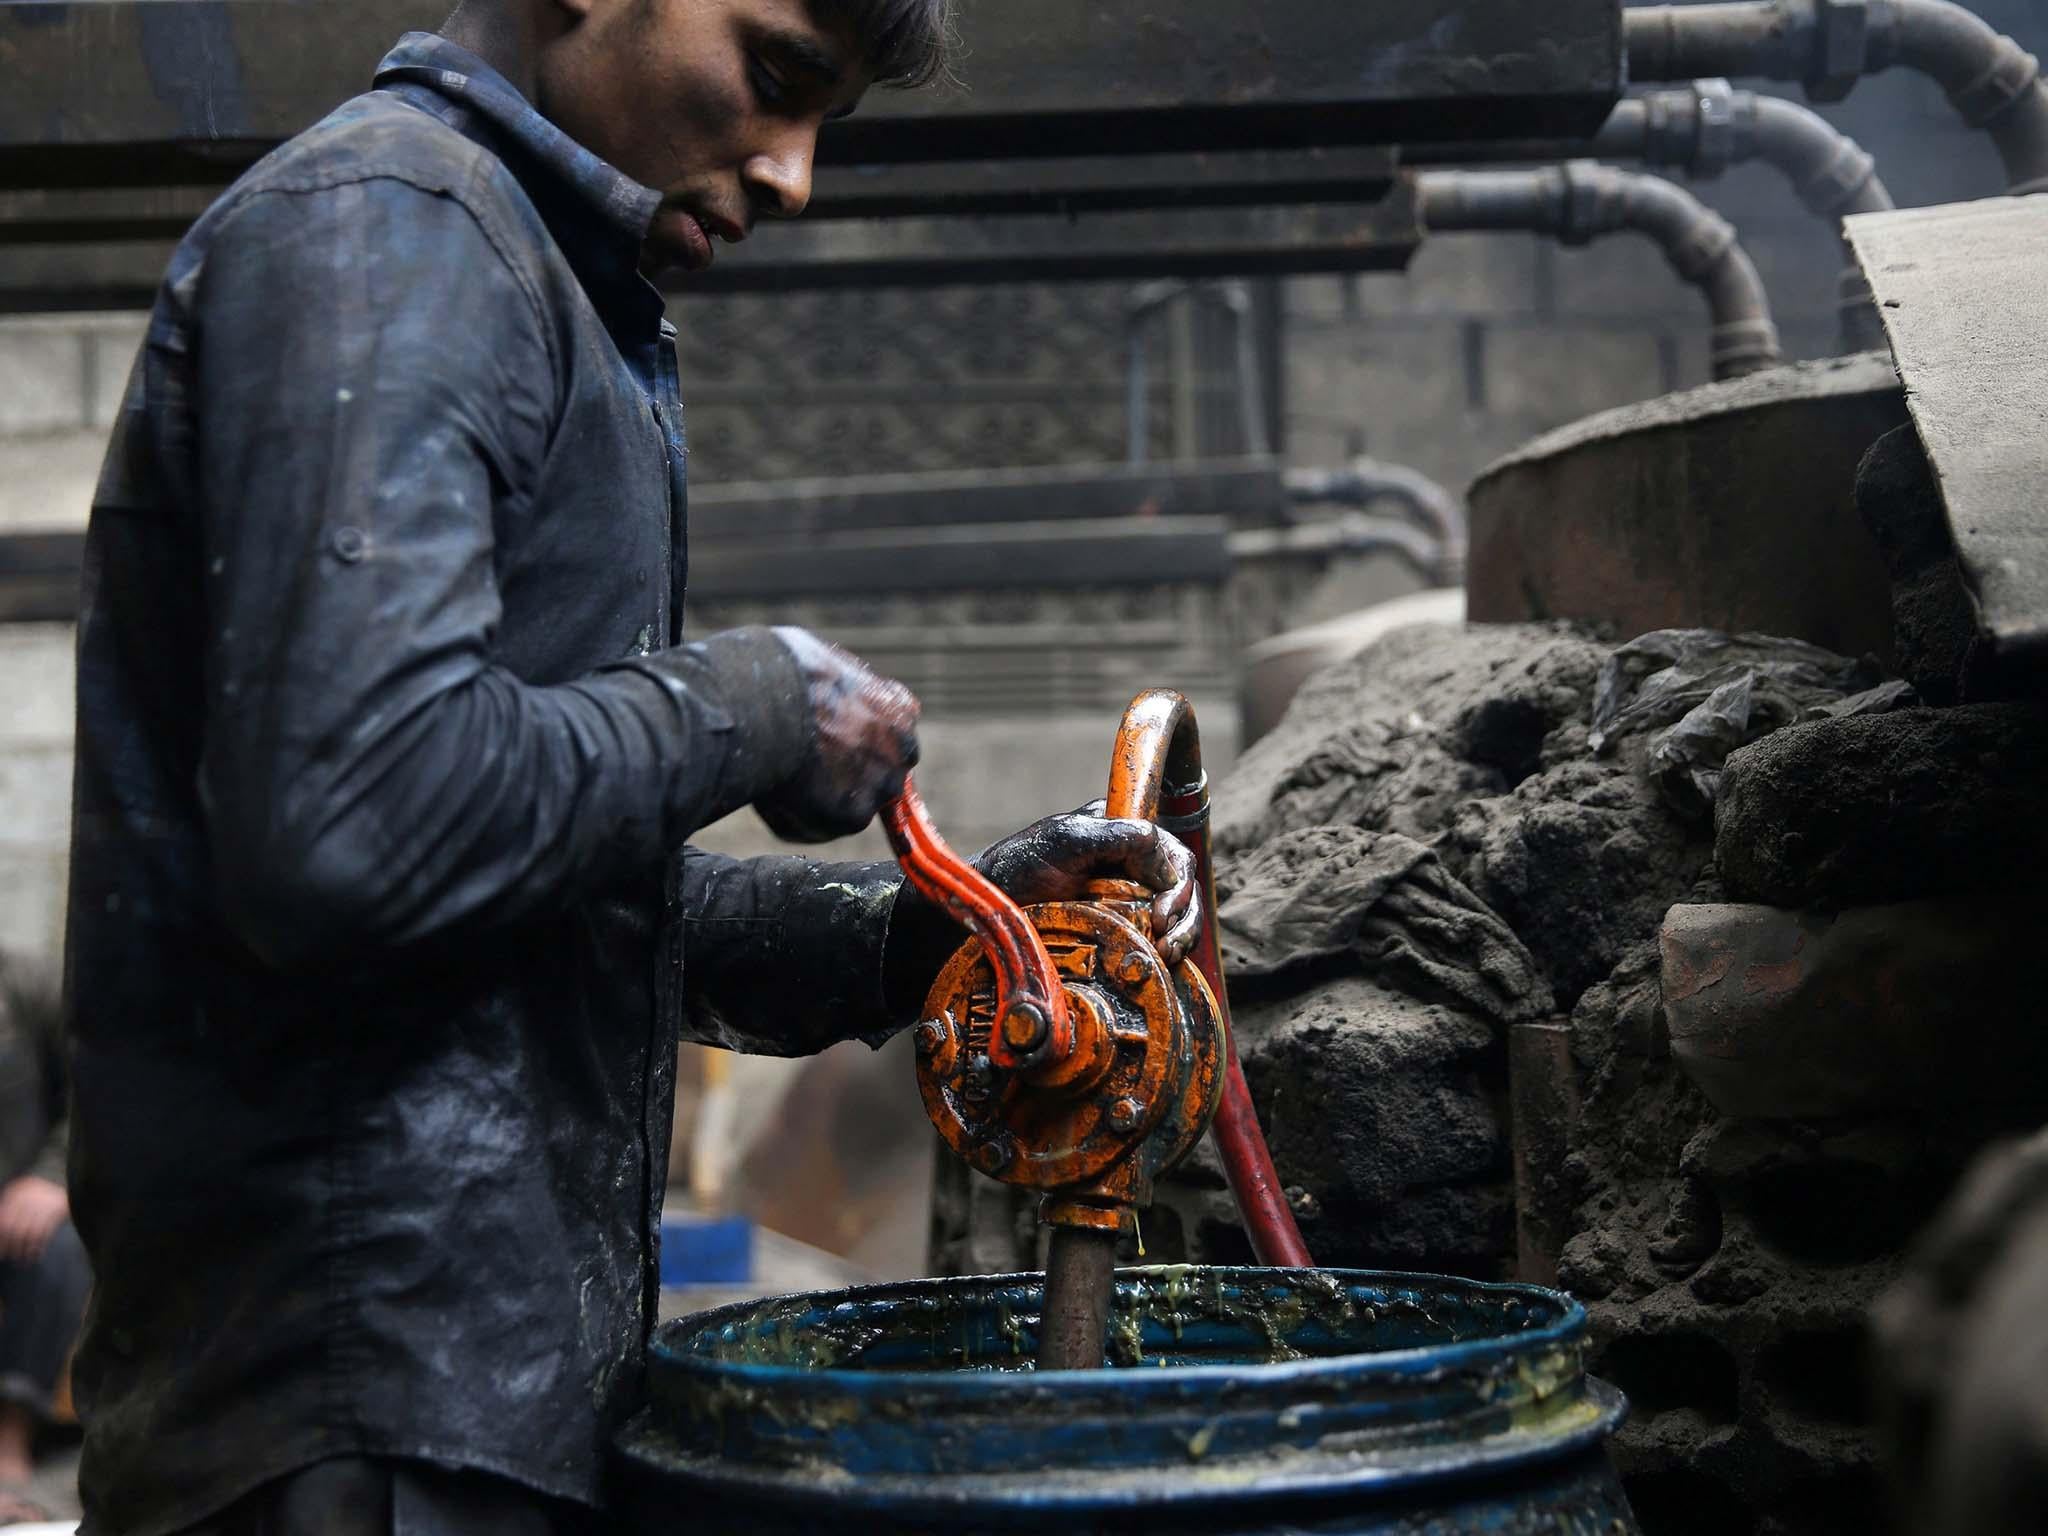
[656,1213,754,1287]
[614,1266,1636,1533]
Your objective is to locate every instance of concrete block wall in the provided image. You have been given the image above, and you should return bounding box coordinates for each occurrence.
[0,316,145,970]
[1286,0,2045,495]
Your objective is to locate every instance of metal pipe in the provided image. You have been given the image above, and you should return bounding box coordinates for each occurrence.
[1038,1227,1119,1370]
[1228,515,1446,583]
[1405,81,1893,349]
[1415,163,1783,380]
[1283,458,1468,580]
[1626,0,2048,196]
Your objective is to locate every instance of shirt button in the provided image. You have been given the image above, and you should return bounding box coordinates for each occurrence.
[330,526,370,563]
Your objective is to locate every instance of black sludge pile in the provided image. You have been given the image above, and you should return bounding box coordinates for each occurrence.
[1171,621,1717,1276]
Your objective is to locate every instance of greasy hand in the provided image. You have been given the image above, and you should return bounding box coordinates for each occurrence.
[0,1175,67,1264]
[972,806,1201,965]
[758,627,921,843]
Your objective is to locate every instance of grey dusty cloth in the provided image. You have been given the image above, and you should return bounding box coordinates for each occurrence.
[1586,629,1907,818]
[1217,825,1554,1026]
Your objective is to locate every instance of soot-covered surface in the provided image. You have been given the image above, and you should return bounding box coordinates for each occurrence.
[932,617,2048,1533]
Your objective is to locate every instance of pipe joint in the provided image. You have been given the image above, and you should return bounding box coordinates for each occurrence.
[1713,317,1785,377]
[1558,161,1627,245]
[1949,33,2043,127]
[1668,209,1742,282]
[1801,135,1882,214]
[1692,77,1745,174]
[1810,0,1888,101]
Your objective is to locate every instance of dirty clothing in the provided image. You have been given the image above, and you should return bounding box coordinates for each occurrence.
[66,33,910,1536]
[0,963,85,1425]
[171,1458,604,1536]
[0,1220,89,1426]
[0,961,66,1192]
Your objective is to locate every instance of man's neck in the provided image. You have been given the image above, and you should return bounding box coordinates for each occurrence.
[440,0,551,100]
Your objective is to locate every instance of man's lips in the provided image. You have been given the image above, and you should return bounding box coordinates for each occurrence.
[673,211,714,271]
[655,207,747,274]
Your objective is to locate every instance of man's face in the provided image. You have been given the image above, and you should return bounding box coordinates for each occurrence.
[537,0,873,274]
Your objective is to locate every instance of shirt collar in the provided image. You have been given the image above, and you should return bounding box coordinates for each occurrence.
[372,33,664,311]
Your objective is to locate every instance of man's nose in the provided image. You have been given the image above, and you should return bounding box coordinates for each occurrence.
[744,131,816,220]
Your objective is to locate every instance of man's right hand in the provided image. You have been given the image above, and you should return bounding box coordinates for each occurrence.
[757,627,921,843]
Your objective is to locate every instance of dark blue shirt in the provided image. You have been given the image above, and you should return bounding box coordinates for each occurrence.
[67,34,905,1532]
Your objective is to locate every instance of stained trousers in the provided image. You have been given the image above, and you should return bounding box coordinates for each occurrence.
[172,1458,613,1536]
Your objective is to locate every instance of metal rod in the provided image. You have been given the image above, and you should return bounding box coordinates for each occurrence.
[1038,1227,1120,1370]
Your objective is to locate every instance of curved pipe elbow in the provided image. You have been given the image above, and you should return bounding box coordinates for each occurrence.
[1618,174,1782,376]
[1890,0,2048,192]
[1747,94,1895,218]
[1417,166,1781,380]
[1626,0,2048,194]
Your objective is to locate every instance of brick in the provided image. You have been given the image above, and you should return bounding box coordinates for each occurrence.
[0,746,74,850]
[0,427,107,532]
[1287,275,1359,323]
[0,845,68,968]
[87,317,149,429]
[0,624,79,746]
[1357,233,1545,319]
[0,320,87,435]
[1547,229,1715,322]
[1288,324,1468,438]
[1482,324,1669,425]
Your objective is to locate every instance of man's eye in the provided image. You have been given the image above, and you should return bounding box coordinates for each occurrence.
[749,56,788,106]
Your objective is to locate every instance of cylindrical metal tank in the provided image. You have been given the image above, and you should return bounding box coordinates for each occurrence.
[614,1267,1635,1533]
[1466,352,1908,660]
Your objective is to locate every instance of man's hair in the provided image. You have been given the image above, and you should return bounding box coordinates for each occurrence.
[813,0,957,89]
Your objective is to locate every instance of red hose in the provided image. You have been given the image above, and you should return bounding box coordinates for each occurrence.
[1214,1056,1314,1268]
[1164,782,1314,1269]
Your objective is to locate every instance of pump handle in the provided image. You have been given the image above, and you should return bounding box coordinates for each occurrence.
[883,775,1073,1071]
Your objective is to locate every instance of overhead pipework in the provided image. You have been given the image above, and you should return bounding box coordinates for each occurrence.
[1415,162,1784,381]
[1625,0,2048,195]
[1411,79,1896,352]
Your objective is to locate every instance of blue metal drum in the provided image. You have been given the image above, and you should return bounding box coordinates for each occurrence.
[614,1266,1635,1533]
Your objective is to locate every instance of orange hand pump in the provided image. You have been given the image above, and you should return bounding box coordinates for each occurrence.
[883,689,1311,1370]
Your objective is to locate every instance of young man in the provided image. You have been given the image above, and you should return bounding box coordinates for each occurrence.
[64,1,1200,1531]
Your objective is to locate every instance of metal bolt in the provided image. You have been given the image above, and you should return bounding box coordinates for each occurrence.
[1001,1001,1048,1054]
[1116,950,1149,985]
[1108,1097,1146,1133]
[914,1020,947,1057]
[975,1138,1013,1174]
